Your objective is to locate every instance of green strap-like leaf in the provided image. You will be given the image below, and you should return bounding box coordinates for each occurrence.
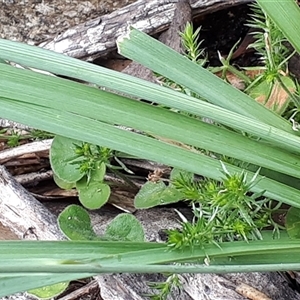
[1,64,300,179]
[257,0,300,55]
[117,27,291,131]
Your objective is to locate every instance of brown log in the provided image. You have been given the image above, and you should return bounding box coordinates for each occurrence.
[40,0,251,61]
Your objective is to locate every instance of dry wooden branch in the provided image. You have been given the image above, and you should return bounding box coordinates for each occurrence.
[0,139,52,164]
[0,165,64,240]
[40,0,251,61]
[57,280,99,300]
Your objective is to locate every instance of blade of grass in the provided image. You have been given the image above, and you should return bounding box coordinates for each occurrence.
[0,239,300,269]
[1,238,300,296]
[257,0,300,55]
[117,27,291,130]
[0,275,91,298]
[2,259,300,298]
[1,262,300,274]
[1,97,300,208]
[2,64,300,179]
[0,38,296,138]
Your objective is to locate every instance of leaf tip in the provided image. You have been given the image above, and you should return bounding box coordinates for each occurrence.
[116,25,133,54]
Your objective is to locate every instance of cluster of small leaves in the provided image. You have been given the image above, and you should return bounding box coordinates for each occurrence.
[30,129,54,140]
[167,205,222,250]
[148,274,182,300]
[0,129,22,147]
[168,166,282,249]
[247,3,289,68]
[179,22,207,65]
[50,136,114,209]
[72,142,113,183]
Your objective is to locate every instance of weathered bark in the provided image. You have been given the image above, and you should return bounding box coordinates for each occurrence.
[98,272,298,300]
[0,139,52,164]
[159,0,192,52]
[0,165,63,300]
[0,165,64,240]
[40,0,251,61]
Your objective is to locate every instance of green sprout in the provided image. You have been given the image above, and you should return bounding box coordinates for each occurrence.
[168,164,282,249]
[148,274,182,300]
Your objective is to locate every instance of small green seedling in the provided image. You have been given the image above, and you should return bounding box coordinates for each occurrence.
[58,204,145,242]
[0,128,53,148]
[167,165,284,250]
[50,135,112,209]
[147,274,182,300]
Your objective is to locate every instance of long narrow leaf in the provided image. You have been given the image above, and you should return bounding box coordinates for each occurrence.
[1,64,300,178]
[117,27,291,130]
[0,38,296,138]
[0,239,300,269]
[257,0,300,54]
[2,97,300,207]
[0,275,90,298]
[0,237,300,296]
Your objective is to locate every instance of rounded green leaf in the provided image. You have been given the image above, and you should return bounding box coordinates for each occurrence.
[104,213,145,242]
[134,181,183,209]
[28,282,69,299]
[89,161,106,183]
[286,207,300,239]
[58,204,98,240]
[76,178,110,210]
[50,135,84,183]
[53,173,75,190]
[134,181,166,209]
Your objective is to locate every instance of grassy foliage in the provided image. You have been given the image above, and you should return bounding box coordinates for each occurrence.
[0,0,300,297]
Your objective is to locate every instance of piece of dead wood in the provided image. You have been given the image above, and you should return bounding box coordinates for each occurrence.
[98,273,189,300]
[224,272,300,300]
[40,0,251,61]
[159,0,192,52]
[57,280,100,300]
[0,166,65,300]
[15,170,53,186]
[0,165,65,300]
[97,273,300,300]
[235,283,272,300]
[0,165,64,240]
[0,139,52,164]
